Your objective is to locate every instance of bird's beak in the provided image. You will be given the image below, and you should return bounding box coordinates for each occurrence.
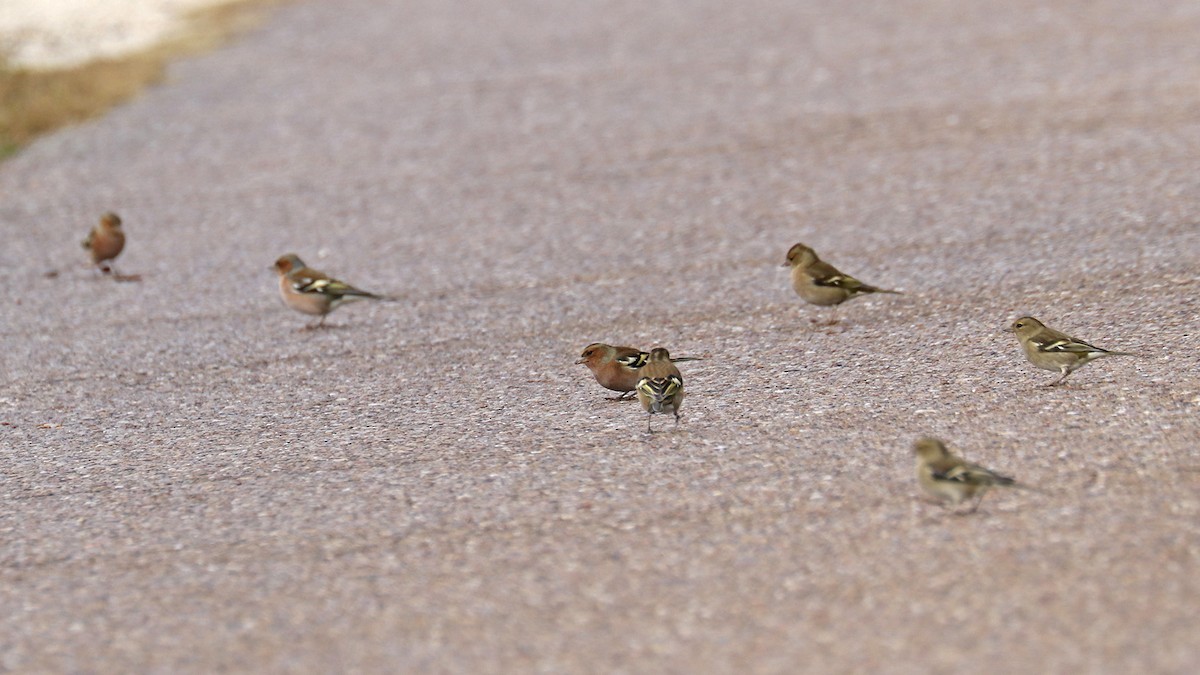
[574,357,587,365]
[779,261,790,268]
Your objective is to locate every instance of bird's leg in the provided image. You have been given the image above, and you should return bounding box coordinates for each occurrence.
[812,309,838,326]
[646,413,654,434]
[810,306,840,326]
[606,391,637,402]
[1046,368,1070,387]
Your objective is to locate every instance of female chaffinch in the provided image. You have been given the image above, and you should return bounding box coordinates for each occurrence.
[913,437,1031,514]
[782,242,899,323]
[1010,316,1133,386]
[635,347,685,432]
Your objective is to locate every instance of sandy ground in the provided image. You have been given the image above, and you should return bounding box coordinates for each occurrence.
[0,0,228,68]
[1,0,1199,672]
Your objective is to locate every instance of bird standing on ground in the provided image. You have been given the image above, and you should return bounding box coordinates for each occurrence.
[1009,316,1133,386]
[781,242,899,323]
[576,343,702,400]
[82,212,125,274]
[635,347,685,432]
[273,253,385,328]
[913,437,1030,514]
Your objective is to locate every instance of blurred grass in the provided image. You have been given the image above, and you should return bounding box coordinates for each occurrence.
[0,0,286,160]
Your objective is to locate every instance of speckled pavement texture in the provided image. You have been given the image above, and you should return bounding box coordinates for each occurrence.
[2,0,1199,672]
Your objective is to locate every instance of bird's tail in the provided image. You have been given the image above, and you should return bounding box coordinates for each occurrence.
[1009,481,1046,494]
[862,285,902,295]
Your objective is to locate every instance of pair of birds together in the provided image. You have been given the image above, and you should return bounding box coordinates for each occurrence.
[81,213,387,326]
[781,242,1133,386]
[80,212,391,326]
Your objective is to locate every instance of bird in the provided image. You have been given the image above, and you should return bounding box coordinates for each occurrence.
[913,437,1030,514]
[781,242,899,323]
[1009,316,1133,386]
[635,347,685,432]
[576,343,702,400]
[273,253,385,328]
[81,212,125,274]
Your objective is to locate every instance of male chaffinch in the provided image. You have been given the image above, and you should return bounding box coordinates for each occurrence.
[273,253,385,328]
[913,437,1031,514]
[1009,316,1133,386]
[635,347,685,432]
[576,343,701,400]
[82,212,125,273]
[781,242,899,323]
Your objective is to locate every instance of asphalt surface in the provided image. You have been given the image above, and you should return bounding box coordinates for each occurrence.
[2,0,1199,672]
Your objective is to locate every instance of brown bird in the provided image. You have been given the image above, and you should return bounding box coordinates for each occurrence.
[781,242,899,323]
[273,253,385,328]
[913,437,1033,514]
[1009,317,1134,386]
[635,347,685,432]
[81,212,125,273]
[576,343,702,400]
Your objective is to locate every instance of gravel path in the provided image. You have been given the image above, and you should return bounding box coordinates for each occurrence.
[2,0,1198,671]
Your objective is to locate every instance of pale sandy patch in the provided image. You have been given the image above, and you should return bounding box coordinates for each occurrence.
[0,0,233,69]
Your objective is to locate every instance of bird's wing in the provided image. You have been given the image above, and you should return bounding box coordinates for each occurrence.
[933,461,1015,487]
[292,271,377,298]
[1035,333,1105,354]
[636,374,683,402]
[807,261,862,289]
[614,349,649,369]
